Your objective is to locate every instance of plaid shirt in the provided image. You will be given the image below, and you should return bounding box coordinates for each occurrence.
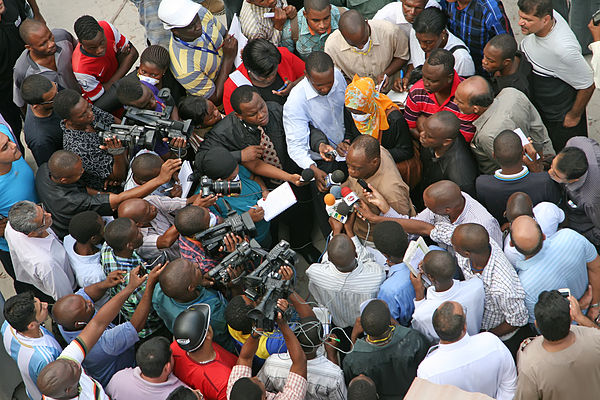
[430,223,529,331]
[227,365,307,400]
[178,235,220,273]
[438,0,512,67]
[100,244,164,338]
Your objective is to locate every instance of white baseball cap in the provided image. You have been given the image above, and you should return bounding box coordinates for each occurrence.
[158,0,202,30]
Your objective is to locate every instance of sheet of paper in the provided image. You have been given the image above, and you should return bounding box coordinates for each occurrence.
[227,14,247,68]
[178,160,194,198]
[387,90,409,105]
[514,128,540,160]
[256,182,297,221]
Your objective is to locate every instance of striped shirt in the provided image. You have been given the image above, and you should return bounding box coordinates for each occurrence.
[240,0,288,46]
[43,337,109,400]
[515,229,597,322]
[430,223,529,331]
[306,237,386,327]
[168,8,227,98]
[438,0,512,68]
[228,365,307,400]
[258,353,347,400]
[1,322,62,400]
[403,72,478,142]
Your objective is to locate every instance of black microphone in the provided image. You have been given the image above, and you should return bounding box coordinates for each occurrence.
[300,168,315,182]
[326,170,346,187]
[336,201,353,217]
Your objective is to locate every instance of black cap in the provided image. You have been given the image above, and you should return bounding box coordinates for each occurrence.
[202,147,237,180]
[173,303,211,351]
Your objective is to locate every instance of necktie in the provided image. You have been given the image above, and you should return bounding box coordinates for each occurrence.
[259,126,283,169]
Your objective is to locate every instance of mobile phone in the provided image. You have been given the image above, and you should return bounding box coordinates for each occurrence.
[357,179,372,192]
[558,288,571,299]
[593,9,600,25]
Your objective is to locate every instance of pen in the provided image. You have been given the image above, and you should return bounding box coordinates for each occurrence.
[162,187,175,193]
[276,80,289,92]
[524,153,534,162]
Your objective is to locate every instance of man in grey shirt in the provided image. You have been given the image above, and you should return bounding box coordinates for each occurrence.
[453,76,554,175]
[548,136,600,250]
[13,19,80,109]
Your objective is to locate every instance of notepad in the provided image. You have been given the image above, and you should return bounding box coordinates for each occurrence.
[403,236,432,287]
[256,182,297,221]
[387,90,409,106]
[178,161,193,198]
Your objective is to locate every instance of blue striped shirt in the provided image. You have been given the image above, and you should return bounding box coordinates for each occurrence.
[516,229,597,322]
[1,321,62,400]
[438,0,512,67]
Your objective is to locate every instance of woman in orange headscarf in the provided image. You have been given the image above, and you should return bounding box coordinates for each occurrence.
[344,75,413,163]
[344,75,421,187]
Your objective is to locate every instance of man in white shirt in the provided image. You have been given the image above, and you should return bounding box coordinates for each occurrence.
[503,192,565,265]
[410,250,485,343]
[5,201,76,300]
[518,0,595,152]
[409,7,475,77]
[2,292,62,400]
[258,316,346,400]
[63,211,106,290]
[283,51,348,192]
[306,223,385,336]
[417,301,517,400]
[373,0,439,35]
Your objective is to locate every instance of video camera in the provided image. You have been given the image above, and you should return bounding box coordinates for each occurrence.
[199,176,242,197]
[244,240,297,331]
[207,239,265,283]
[98,89,193,150]
[194,204,257,255]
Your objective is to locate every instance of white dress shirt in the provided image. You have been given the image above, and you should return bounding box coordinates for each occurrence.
[504,202,565,266]
[5,222,76,300]
[373,0,441,36]
[258,352,347,400]
[307,237,386,327]
[417,332,517,400]
[412,278,485,343]
[283,69,347,169]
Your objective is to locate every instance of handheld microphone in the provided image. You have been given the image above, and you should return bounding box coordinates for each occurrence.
[325,170,346,188]
[300,168,315,182]
[341,187,360,208]
[357,178,372,193]
[324,193,347,223]
[330,185,342,199]
[336,201,352,217]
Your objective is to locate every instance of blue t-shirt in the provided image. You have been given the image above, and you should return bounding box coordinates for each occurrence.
[210,165,270,246]
[58,289,138,387]
[152,283,234,352]
[378,262,416,327]
[0,124,38,251]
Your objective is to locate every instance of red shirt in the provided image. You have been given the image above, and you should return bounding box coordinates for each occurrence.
[71,20,128,101]
[170,341,237,400]
[403,71,478,142]
[222,47,305,114]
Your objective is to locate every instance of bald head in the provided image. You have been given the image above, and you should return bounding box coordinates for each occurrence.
[423,180,463,212]
[510,215,544,256]
[48,150,81,179]
[339,9,366,35]
[455,76,494,115]
[19,18,48,43]
[37,358,80,400]
[427,111,460,140]
[159,258,196,299]
[118,199,149,222]
[432,301,465,342]
[505,192,533,223]
[452,223,490,254]
[52,294,89,331]
[327,234,357,272]
[422,250,456,283]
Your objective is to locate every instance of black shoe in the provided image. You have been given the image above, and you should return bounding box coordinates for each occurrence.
[296,244,322,264]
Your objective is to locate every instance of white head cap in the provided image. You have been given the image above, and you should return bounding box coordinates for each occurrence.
[158,0,203,30]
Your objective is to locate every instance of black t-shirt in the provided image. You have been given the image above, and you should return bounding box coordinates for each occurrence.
[24,108,63,166]
[475,171,562,224]
[35,163,113,239]
[254,74,286,106]
[0,0,26,94]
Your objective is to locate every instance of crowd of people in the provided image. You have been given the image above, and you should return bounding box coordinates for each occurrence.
[2,0,600,398]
